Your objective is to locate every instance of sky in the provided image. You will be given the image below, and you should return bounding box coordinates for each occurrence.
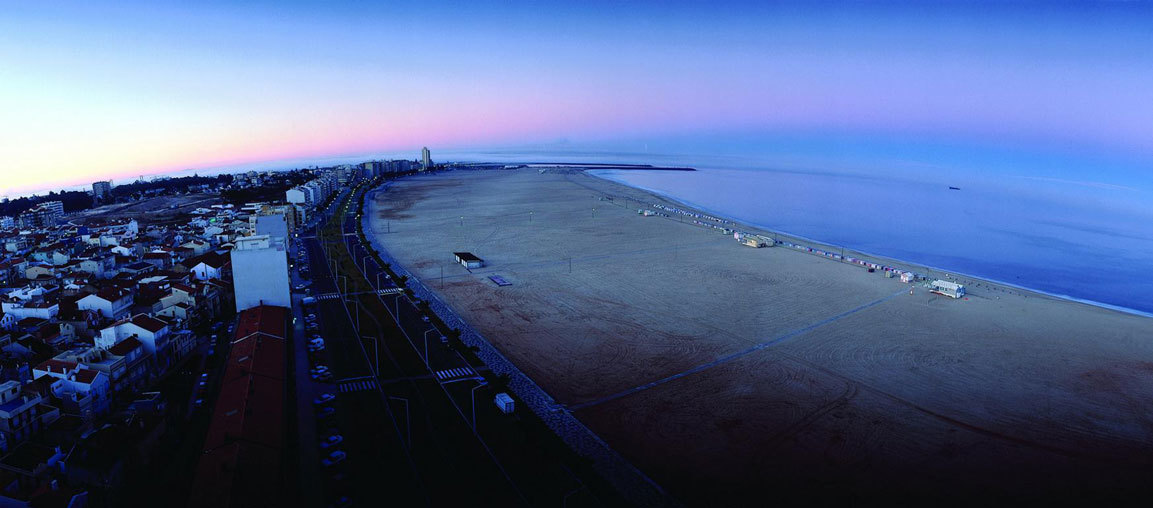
[2,1,1152,200]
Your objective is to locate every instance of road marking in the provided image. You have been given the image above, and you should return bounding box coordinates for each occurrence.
[434,366,477,381]
[314,288,402,300]
[337,378,379,393]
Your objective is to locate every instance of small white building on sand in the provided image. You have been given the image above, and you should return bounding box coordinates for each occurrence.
[930,280,966,298]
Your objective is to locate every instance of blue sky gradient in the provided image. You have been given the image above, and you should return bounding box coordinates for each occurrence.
[2,1,1151,202]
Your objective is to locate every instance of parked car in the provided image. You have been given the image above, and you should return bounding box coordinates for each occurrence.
[313,393,336,406]
[319,434,344,449]
[321,451,346,467]
[316,406,336,418]
[311,371,333,381]
[309,338,325,348]
[439,335,448,344]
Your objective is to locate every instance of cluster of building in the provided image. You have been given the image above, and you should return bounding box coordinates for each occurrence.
[284,170,344,215]
[0,212,237,504]
[14,202,64,231]
[0,154,427,504]
[0,162,362,505]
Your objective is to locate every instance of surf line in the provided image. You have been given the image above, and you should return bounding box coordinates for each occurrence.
[569,288,909,411]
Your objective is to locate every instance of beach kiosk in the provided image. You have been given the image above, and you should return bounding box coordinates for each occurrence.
[454,252,484,269]
[734,232,771,248]
[930,280,966,299]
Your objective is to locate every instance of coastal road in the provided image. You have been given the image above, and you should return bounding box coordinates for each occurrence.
[344,178,613,507]
[305,184,534,507]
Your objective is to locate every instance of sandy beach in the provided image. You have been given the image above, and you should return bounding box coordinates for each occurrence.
[368,168,1153,504]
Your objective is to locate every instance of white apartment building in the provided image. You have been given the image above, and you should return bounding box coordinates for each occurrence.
[231,235,290,311]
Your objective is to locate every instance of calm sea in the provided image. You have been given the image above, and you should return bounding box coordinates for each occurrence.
[591,167,1153,316]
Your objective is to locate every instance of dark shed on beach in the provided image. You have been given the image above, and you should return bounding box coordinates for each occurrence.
[454,252,484,269]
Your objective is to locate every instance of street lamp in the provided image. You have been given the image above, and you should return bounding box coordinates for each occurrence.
[470,379,488,430]
[422,329,434,367]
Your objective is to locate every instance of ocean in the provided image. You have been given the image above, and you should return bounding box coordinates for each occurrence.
[591,167,1153,316]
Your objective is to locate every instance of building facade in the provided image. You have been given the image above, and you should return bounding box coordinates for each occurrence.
[231,235,290,311]
[92,181,112,202]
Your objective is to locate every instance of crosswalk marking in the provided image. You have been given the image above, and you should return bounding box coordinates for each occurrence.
[314,288,402,301]
[434,366,477,381]
[338,379,378,393]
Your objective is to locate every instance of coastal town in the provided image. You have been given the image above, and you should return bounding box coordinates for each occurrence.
[0,158,429,506]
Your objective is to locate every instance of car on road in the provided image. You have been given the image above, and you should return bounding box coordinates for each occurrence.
[321,451,346,467]
[313,393,336,406]
[439,335,448,344]
[319,434,344,449]
[421,316,430,323]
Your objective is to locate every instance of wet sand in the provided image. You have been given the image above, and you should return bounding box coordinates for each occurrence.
[369,168,1153,505]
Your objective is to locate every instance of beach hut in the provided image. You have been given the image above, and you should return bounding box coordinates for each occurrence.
[900,272,915,283]
[930,280,966,298]
[453,252,484,269]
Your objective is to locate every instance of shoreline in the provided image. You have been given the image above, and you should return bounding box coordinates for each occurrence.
[588,169,1153,319]
[367,167,1153,504]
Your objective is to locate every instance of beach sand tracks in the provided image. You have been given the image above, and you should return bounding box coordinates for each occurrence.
[372,168,1153,503]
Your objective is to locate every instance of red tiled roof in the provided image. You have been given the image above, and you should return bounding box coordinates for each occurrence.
[191,304,287,508]
[107,336,143,356]
[16,317,47,327]
[36,359,77,374]
[193,251,230,269]
[189,441,282,508]
[233,305,288,342]
[171,283,197,294]
[129,314,167,333]
[72,369,101,384]
[93,288,132,302]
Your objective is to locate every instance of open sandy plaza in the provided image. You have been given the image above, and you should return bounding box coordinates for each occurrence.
[368,168,1153,504]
